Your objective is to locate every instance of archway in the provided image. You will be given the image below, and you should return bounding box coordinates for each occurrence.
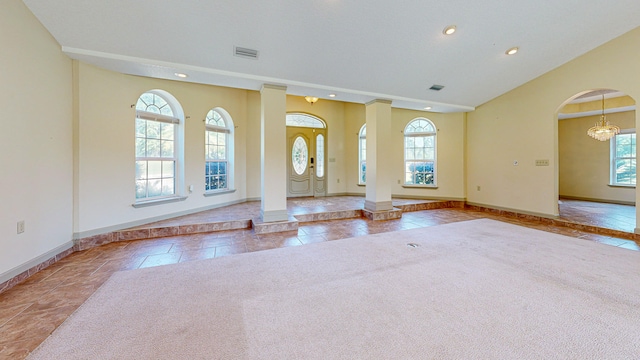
[556,89,637,232]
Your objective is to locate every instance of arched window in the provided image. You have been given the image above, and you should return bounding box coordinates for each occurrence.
[359,124,366,184]
[286,113,326,128]
[205,108,234,192]
[135,90,184,201]
[404,118,436,186]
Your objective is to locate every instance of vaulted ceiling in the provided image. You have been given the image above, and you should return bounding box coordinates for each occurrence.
[23,0,640,112]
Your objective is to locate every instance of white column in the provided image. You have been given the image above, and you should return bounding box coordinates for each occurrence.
[260,84,289,222]
[364,99,393,212]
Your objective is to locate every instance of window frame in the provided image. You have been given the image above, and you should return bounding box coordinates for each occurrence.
[610,129,636,187]
[358,124,366,185]
[134,90,184,205]
[204,107,235,195]
[403,118,437,187]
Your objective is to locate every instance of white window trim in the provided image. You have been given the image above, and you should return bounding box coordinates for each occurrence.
[134,90,185,205]
[205,108,235,194]
[610,128,636,187]
[358,124,366,185]
[403,118,437,187]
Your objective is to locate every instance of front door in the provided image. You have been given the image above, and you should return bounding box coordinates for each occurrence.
[287,127,326,197]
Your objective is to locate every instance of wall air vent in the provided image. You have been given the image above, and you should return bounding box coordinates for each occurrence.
[234,46,259,59]
[429,84,445,91]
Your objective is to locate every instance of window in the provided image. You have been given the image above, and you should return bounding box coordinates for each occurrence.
[359,125,366,184]
[611,130,636,186]
[404,118,436,186]
[316,134,325,177]
[205,108,234,192]
[135,91,182,201]
[286,113,325,128]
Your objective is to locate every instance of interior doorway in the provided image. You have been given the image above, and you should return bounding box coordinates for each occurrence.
[556,89,637,231]
[285,113,327,198]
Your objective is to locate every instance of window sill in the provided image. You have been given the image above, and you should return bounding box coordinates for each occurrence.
[357,183,365,187]
[402,184,438,189]
[132,196,187,208]
[204,189,236,197]
[608,184,636,189]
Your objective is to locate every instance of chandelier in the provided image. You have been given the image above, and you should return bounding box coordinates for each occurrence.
[587,94,620,141]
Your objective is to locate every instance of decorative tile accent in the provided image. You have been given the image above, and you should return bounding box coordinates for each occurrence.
[75,233,116,251]
[117,229,151,241]
[252,218,299,234]
[362,208,403,221]
[149,226,181,238]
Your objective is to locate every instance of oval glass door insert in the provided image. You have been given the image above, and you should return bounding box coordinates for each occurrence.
[292,136,308,175]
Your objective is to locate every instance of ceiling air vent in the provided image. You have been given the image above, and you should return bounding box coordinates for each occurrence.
[234,46,259,59]
[429,84,445,91]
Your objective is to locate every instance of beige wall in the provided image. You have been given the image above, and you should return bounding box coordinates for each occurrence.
[467,26,640,217]
[0,0,73,279]
[559,111,635,203]
[75,63,250,236]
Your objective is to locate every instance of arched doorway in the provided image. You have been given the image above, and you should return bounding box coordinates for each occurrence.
[557,89,637,232]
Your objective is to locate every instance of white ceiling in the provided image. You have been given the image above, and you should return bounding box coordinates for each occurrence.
[22,0,640,113]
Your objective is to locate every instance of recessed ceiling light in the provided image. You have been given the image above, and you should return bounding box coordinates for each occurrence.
[443,25,456,35]
[505,47,519,55]
[174,73,188,78]
[424,106,432,110]
[329,93,336,98]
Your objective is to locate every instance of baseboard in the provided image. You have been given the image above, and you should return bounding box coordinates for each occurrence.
[559,195,635,206]
[0,241,74,285]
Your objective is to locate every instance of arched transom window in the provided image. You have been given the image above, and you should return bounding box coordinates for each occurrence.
[404,118,436,186]
[286,113,326,128]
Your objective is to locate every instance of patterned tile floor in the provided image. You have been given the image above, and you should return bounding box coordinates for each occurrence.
[0,197,638,359]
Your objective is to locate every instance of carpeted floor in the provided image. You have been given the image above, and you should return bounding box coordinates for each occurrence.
[28,219,640,359]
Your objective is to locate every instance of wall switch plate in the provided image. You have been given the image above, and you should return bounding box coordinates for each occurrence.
[535,159,550,166]
[17,220,25,234]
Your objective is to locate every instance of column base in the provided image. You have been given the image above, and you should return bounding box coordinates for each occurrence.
[261,209,289,223]
[364,200,393,212]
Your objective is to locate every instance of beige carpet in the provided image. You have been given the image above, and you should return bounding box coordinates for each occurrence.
[28,219,640,359]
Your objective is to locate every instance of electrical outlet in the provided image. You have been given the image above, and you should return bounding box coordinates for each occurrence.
[477,186,481,191]
[337,178,340,183]
[397,179,401,184]
[17,220,25,234]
